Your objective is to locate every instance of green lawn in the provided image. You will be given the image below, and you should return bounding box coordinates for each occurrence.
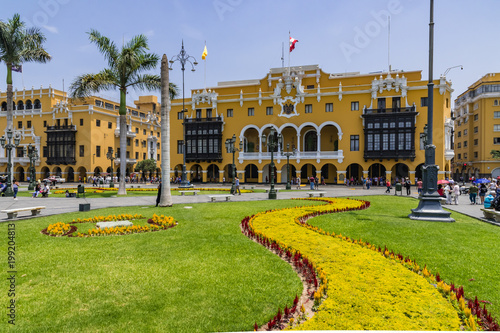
[1,200,322,333]
[2,196,499,332]
[308,195,500,318]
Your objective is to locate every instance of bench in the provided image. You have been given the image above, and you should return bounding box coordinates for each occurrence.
[41,192,50,198]
[179,190,200,196]
[96,220,133,229]
[480,208,500,222]
[241,186,254,190]
[207,194,233,202]
[307,191,327,197]
[1,206,46,219]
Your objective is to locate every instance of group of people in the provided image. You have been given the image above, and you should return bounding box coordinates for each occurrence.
[32,182,50,198]
[437,181,461,205]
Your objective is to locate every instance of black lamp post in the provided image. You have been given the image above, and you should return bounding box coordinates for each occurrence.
[169,41,198,189]
[262,128,281,199]
[225,134,243,194]
[0,129,21,197]
[24,144,38,191]
[106,148,118,188]
[282,143,296,190]
[409,0,454,222]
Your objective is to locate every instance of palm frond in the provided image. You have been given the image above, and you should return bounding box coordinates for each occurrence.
[88,29,119,67]
[127,74,161,91]
[69,70,117,99]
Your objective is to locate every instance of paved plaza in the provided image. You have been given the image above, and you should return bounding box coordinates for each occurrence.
[0,183,498,227]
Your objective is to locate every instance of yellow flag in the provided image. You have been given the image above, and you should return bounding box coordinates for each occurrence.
[202,45,207,60]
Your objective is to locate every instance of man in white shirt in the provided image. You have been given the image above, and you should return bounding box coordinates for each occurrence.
[444,183,452,205]
[453,183,460,205]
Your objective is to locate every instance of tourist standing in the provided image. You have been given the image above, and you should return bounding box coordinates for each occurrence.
[385,179,391,193]
[479,183,487,204]
[444,183,452,205]
[296,176,301,189]
[404,178,411,195]
[417,178,423,195]
[155,181,162,207]
[453,182,460,205]
[469,183,478,204]
[13,180,19,200]
[309,176,315,190]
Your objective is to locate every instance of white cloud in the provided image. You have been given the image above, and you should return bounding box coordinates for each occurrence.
[43,25,59,34]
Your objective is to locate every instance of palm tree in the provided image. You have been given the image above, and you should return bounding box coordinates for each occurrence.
[159,54,172,206]
[70,29,178,195]
[0,14,51,130]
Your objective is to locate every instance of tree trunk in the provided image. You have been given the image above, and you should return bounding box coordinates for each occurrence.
[6,63,13,131]
[159,54,173,206]
[117,89,127,195]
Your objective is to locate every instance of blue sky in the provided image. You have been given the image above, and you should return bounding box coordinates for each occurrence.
[1,0,499,105]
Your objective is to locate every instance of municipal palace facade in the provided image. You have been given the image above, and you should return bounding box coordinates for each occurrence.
[0,64,456,184]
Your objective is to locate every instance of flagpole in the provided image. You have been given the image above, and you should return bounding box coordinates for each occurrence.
[204,41,207,90]
[288,31,291,76]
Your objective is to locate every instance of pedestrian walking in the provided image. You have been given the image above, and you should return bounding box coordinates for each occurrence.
[296,176,301,189]
[309,176,315,190]
[385,180,391,193]
[155,181,162,207]
[404,178,411,195]
[453,182,460,205]
[13,180,19,200]
[235,176,241,195]
[469,183,478,204]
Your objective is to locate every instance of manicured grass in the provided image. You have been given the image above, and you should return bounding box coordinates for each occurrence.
[0,200,323,333]
[308,195,500,319]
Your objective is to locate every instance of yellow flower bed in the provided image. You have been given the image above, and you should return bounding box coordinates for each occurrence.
[71,214,143,224]
[51,187,253,193]
[244,198,462,331]
[46,222,72,236]
[150,213,176,227]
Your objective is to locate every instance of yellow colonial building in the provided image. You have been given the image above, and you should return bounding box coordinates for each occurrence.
[453,73,500,179]
[0,65,455,185]
[0,86,162,182]
[169,64,455,185]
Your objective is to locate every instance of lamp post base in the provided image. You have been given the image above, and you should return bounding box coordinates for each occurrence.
[286,182,291,190]
[408,194,454,222]
[109,182,114,188]
[268,189,277,200]
[4,187,14,197]
[179,180,191,188]
[28,183,35,191]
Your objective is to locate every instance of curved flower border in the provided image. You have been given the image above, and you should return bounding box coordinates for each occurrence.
[241,197,499,331]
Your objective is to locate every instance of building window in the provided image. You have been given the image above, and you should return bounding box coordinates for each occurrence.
[135,152,139,159]
[177,140,183,154]
[474,126,478,133]
[457,131,461,137]
[135,139,139,147]
[80,119,83,126]
[421,97,428,107]
[494,125,500,132]
[248,107,254,116]
[463,129,468,136]
[305,104,312,113]
[474,151,478,158]
[96,146,101,157]
[79,145,84,157]
[474,114,478,121]
[134,127,138,134]
[96,119,101,127]
[351,101,359,111]
[325,103,333,112]
[457,142,461,148]
[464,153,468,159]
[107,122,112,129]
[266,106,273,115]
[196,109,202,119]
[44,120,47,127]
[495,111,500,119]
[457,153,461,159]
[350,135,359,151]
[446,98,449,108]
[17,121,22,129]
[127,138,131,146]
[227,109,233,117]
[27,120,32,128]
[495,100,499,106]
[206,109,212,118]
[494,138,500,145]
[474,139,478,146]
[143,129,146,135]
[143,152,146,160]
[464,141,468,147]
[177,111,184,120]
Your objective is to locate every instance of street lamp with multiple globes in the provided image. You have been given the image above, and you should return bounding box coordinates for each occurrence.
[24,144,38,191]
[169,41,198,188]
[282,143,296,190]
[106,148,118,188]
[262,128,281,200]
[0,129,21,197]
[225,134,243,194]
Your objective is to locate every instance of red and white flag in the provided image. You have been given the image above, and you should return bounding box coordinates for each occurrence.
[289,37,298,52]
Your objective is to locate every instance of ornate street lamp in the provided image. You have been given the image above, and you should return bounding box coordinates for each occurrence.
[282,143,296,190]
[169,40,198,189]
[24,144,38,191]
[262,128,281,199]
[409,0,454,222]
[225,134,243,194]
[106,148,118,188]
[0,129,21,197]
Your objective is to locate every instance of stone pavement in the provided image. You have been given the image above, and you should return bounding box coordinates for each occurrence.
[0,183,497,227]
